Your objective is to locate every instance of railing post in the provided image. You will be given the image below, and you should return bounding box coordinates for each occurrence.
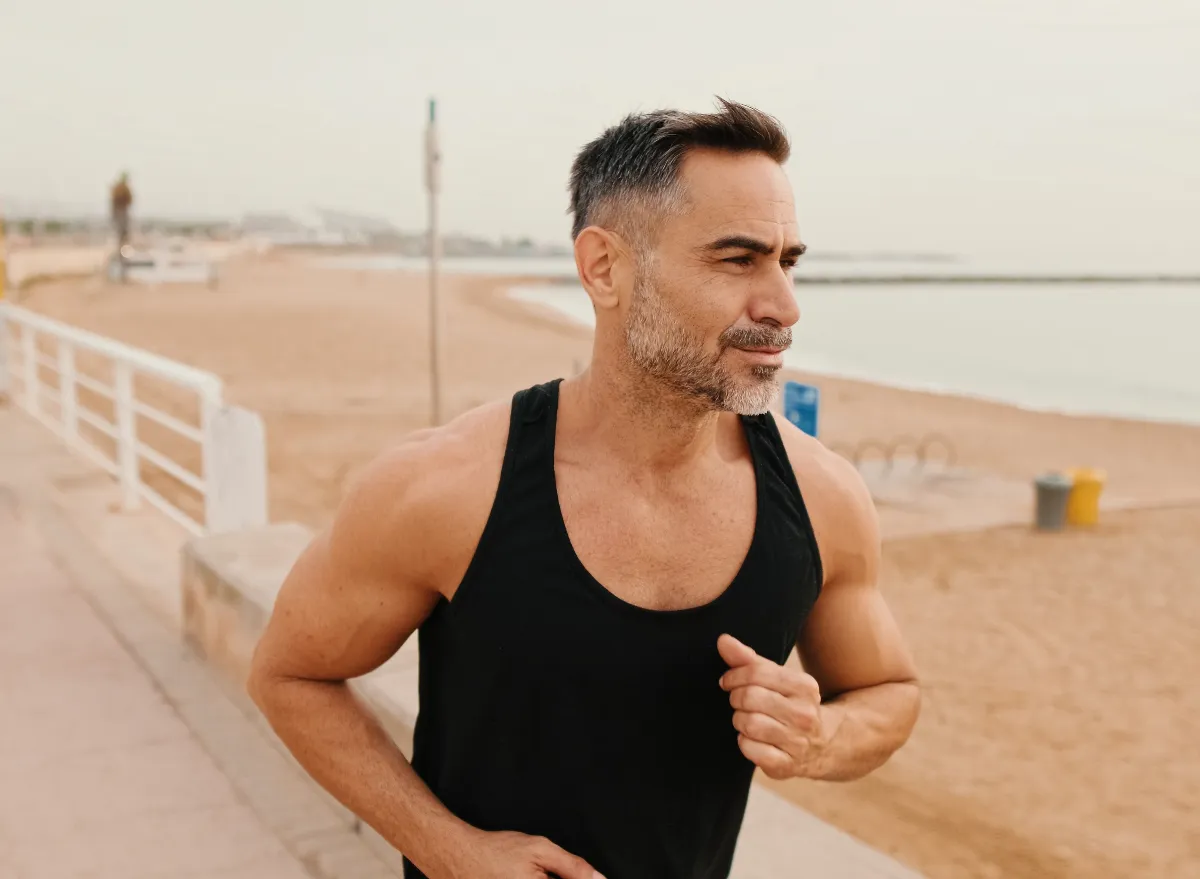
[0,307,9,399]
[58,341,78,443]
[199,395,218,526]
[21,323,37,415]
[113,361,140,511]
[205,404,268,533]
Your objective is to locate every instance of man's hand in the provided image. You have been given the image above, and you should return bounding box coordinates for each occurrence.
[717,634,827,781]
[441,829,604,879]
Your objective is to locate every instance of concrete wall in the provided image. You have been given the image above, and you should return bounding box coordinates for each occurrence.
[181,521,420,753]
[182,522,308,686]
[181,521,418,873]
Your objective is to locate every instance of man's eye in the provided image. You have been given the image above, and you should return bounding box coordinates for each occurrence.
[781,258,799,270]
[725,256,755,266]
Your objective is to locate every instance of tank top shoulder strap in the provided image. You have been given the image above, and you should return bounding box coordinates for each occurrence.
[478,379,562,537]
[739,411,795,490]
[739,411,825,587]
[446,379,563,613]
[504,378,562,478]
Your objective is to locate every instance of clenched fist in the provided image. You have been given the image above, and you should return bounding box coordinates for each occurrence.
[717,634,827,780]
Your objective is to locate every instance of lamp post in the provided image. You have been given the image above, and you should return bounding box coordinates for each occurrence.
[424,98,443,426]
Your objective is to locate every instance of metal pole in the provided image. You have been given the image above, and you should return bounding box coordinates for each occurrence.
[0,197,7,302]
[425,98,443,426]
[0,199,8,399]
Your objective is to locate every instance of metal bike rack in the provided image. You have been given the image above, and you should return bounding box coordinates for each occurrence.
[846,432,958,477]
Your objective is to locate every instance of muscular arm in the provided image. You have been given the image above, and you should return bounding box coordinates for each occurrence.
[788,430,921,781]
[246,415,500,877]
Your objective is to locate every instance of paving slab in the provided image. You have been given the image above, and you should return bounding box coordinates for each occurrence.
[0,404,396,879]
[0,489,308,879]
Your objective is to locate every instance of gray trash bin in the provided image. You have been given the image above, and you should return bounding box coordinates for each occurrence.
[1034,472,1074,531]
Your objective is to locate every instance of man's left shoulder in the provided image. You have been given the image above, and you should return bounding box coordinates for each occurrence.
[771,414,869,506]
[770,413,880,579]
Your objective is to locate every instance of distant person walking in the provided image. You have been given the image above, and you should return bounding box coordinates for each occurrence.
[110,172,133,280]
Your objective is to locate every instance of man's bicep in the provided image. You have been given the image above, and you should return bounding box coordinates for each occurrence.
[251,449,443,685]
[253,528,439,684]
[797,581,916,700]
[795,447,917,698]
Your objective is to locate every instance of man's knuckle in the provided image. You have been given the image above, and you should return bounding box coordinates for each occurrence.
[767,760,791,780]
[789,705,816,731]
[746,714,772,738]
[749,684,772,704]
[734,688,754,710]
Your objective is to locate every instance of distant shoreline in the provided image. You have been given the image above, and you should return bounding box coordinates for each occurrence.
[516,273,1200,286]
[498,283,1200,429]
[792,274,1200,285]
[317,255,1200,287]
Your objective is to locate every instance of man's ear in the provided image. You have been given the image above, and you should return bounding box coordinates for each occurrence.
[574,226,633,312]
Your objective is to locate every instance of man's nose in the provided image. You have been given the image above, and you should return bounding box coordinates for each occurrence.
[749,268,800,329]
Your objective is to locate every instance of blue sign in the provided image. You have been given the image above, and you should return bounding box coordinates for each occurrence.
[783,381,820,438]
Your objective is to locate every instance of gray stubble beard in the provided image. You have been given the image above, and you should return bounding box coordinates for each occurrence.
[624,270,786,416]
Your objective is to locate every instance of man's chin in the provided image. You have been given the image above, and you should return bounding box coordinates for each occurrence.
[720,373,780,416]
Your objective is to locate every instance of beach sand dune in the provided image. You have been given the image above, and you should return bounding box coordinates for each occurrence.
[15,252,1200,878]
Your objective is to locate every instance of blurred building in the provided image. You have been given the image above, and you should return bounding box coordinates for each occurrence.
[238,208,399,247]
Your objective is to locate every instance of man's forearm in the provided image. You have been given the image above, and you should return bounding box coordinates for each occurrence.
[812,681,920,781]
[250,676,474,877]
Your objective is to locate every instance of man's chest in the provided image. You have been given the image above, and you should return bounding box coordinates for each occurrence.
[554,459,758,611]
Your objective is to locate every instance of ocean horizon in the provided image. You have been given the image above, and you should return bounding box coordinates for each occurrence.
[511,281,1200,427]
[321,254,1200,427]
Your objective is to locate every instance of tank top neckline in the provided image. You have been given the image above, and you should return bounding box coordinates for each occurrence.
[539,378,769,619]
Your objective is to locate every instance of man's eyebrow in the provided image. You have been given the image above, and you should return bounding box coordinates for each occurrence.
[706,235,775,255]
[705,236,808,259]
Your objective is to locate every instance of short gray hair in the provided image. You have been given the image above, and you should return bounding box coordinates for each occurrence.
[568,98,790,246]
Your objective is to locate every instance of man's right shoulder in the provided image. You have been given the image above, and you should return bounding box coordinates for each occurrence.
[325,398,513,591]
[372,398,511,488]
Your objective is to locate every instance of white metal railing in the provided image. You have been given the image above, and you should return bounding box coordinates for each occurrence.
[0,302,267,535]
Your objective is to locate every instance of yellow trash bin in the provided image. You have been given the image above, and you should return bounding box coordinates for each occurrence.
[1066,468,1106,526]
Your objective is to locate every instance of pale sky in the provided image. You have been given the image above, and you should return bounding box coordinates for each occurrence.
[4,0,1198,267]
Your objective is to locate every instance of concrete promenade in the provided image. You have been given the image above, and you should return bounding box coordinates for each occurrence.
[0,485,313,879]
[0,405,398,879]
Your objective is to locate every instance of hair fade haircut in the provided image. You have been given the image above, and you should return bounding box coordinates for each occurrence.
[568,97,790,244]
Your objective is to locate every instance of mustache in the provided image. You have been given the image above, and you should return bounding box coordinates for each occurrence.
[720,323,793,351]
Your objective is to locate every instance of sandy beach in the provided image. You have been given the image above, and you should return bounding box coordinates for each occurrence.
[13,251,1200,877]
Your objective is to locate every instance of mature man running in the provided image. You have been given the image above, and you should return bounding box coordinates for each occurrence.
[249,99,920,879]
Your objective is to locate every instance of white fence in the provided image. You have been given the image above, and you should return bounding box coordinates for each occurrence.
[0,302,267,535]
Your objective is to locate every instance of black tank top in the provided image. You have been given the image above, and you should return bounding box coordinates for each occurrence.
[405,380,823,879]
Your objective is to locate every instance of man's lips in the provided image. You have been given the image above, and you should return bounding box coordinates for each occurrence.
[737,346,786,355]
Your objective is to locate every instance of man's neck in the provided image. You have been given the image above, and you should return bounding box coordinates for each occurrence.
[559,359,729,475]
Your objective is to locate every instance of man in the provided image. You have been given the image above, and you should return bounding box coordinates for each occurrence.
[109,172,133,279]
[248,98,920,879]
